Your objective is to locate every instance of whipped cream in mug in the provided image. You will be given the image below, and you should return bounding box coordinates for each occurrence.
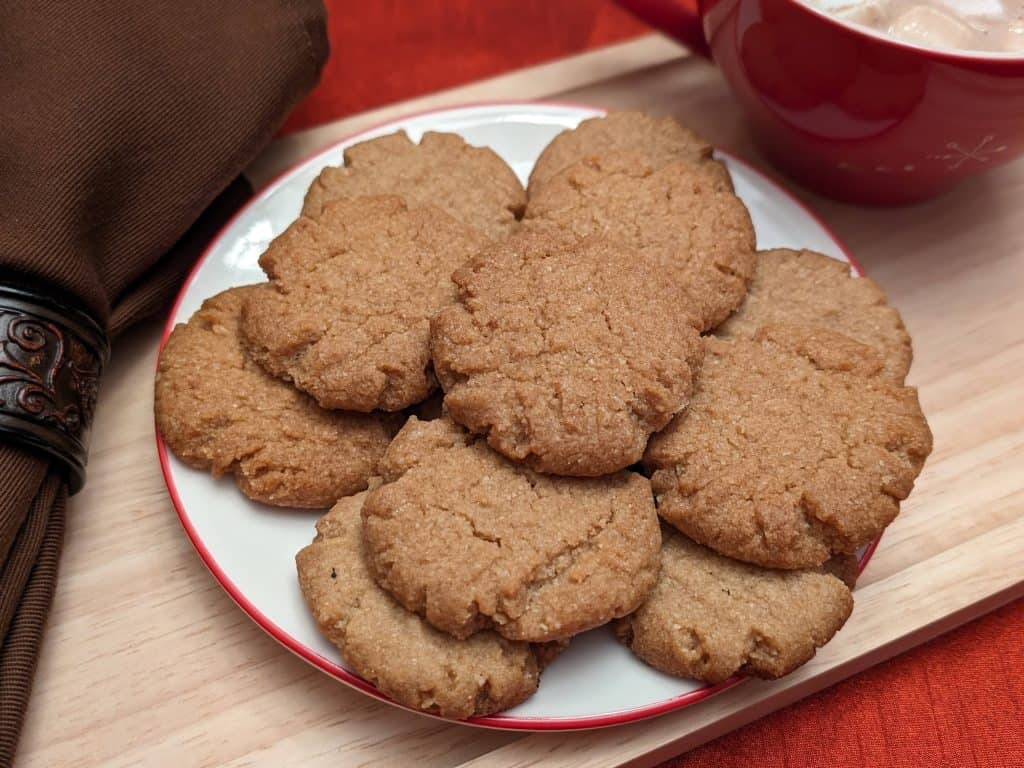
[807,0,1024,52]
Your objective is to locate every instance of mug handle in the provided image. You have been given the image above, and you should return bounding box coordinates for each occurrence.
[614,0,711,58]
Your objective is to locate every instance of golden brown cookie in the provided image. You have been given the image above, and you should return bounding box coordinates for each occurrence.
[155,286,391,508]
[241,196,488,412]
[297,491,558,718]
[614,530,854,684]
[645,329,932,569]
[361,417,662,642]
[717,249,913,382]
[524,152,755,330]
[527,111,716,195]
[431,231,704,476]
[303,130,526,240]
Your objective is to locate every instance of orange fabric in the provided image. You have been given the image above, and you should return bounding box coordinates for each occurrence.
[287,4,1024,764]
[669,598,1024,768]
[279,0,647,134]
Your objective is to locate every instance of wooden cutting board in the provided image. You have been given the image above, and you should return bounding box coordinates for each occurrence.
[17,35,1024,768]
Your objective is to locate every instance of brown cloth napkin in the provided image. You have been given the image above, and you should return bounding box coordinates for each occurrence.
[0,2,327,762]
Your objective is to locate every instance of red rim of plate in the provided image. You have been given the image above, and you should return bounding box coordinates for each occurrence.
[155,99,877,732]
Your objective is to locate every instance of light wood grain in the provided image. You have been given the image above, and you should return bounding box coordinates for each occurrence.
[16,34,1024,768]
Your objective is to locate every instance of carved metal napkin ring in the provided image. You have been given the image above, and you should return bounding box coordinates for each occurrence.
[0,285,109,494]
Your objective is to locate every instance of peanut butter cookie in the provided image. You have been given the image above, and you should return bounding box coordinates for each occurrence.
[527,111,717,195]
[241,196,488,411]
[155,286,391,507]
[361,417,662,641]
[614,530,854,684]
[303,130,526,240]
[431,231,704,476]
[645,328,932,569]
[524,152,755,330]
[717,249,912,382]
[297,490,560,718]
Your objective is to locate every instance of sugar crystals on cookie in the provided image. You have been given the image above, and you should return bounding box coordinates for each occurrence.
[646,328,932,569]
[615,529,854,683]
[432,231,704,476]
[156,286,392,507]
[304,130,526,240]
[717,248,912,382]
[360,417,662,642]
[242,196,488,412]
[297,491,562,718]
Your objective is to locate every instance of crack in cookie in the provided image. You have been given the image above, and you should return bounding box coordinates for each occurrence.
[645,329,932,568]
[155,286,392,508]
[527,111,719,196]
[303,130,526,241]
[431,231,704,476]
[614,530,854,683]
[523,150,755,331]
[297,491,561,718]
[361,417,662,641]
[717,249,913,382]
[241,196,488,411]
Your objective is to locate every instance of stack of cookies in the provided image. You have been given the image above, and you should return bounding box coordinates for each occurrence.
[155,112,932,719]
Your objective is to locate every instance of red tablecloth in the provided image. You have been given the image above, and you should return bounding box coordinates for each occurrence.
[287,3,1024,764]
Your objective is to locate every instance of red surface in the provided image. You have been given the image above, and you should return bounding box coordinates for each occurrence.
[279,0,647,134]
[613,0,708,56]
[620,0,1024,204]
[280,2,1024,761]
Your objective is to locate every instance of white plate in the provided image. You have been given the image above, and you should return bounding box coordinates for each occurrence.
[157,102,868,732]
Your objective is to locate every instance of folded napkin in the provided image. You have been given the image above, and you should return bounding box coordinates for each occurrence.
[0,2,327,761]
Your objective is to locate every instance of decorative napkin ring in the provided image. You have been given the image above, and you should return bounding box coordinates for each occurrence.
[0,285,109,494]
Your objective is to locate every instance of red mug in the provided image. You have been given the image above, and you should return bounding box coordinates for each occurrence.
[615,0,1024,204]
